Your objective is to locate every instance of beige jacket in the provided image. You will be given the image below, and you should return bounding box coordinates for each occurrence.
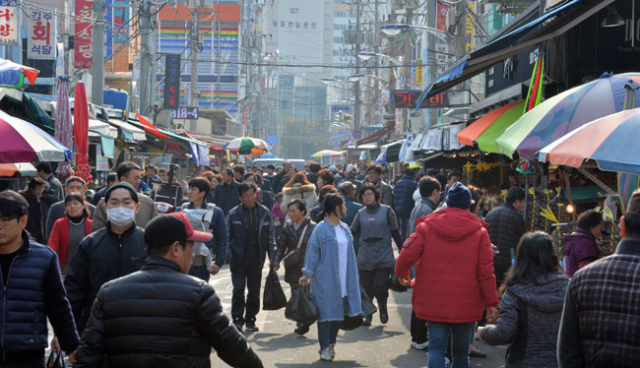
[282,183,318,212]
[90,194,159,233]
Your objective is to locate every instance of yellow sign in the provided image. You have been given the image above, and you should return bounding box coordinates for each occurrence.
[416,59,422,86]
[465,3,475,54]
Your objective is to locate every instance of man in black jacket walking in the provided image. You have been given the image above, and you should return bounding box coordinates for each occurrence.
[214,168,241,215]
[74,212,263,367]
[0,191,79,367]
[64,182,147,335]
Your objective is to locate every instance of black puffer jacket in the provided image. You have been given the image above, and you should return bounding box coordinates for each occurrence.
[484,203,526,283]
[64,224,147,333]
[74,257,262,368]
[481,273,568,368]
[273,217,316,284]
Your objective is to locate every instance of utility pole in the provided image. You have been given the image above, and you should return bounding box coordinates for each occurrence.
[354,0,361,129]
[216,13,221,110]
[139,0,153,115]
[373,0,380,124]
[427,0,438,128]
[190,5,199,108]
[402,6,413,134]
[388,6,397,119]
[91,0,105,105]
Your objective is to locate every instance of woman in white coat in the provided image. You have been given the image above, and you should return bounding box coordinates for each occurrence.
[282,173,318,211]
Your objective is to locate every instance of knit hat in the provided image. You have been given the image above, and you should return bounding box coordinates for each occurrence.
[445,182,472,209]
[329,165,338,173]
[105,182,139,203]
[627,188,640,216]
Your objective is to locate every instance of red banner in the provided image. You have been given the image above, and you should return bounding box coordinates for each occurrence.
[436,1,451,33]
[74,0,93,69]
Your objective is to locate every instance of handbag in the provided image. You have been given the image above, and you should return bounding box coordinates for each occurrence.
[47,351,65,368]
[282,223,309,269]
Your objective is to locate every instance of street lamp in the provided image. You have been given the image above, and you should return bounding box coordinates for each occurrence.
[381,24,451,43]
[357,52,403,65]
[347,74,364,82]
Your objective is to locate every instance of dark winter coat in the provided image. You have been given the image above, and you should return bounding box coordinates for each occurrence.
[481,273,569,368]
[485,203,526,283]
[214,180,241,215]
[64,224,147,333]
[20,191,45,244]
[563,228,600,277]
[393,175,417,216]
[0,231,79,362]
[226,203,276,267]
[74,257,262,368]
[41,174,64,218]
[274,217,316,284]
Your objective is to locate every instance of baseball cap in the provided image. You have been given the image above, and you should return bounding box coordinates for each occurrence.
[144,212,213,247]
[346,164,356,173]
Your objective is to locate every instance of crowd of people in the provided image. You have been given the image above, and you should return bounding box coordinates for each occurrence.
[0,159,639,367]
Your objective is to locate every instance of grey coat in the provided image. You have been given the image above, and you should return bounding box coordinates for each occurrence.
[481,273,568,368]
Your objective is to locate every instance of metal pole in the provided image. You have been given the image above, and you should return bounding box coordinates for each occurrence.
[354,0,361,129]
[216,13,221,110]
[139,0,153,115]
[190,6,199,108]
[91,0,105,105]
[402,6,413,134]
[427,0,437,129]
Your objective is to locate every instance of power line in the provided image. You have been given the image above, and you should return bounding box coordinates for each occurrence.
[196,59,440,69]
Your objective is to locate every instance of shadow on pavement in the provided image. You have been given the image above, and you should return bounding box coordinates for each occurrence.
[275,360,367,367]
[338,325,404,344]
[249,332,317,351]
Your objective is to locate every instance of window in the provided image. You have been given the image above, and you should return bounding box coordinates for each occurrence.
[334,24,346,30]
[273,20,278,27]
[311,22,317,29]
[304,22,308,29]
[296,22,300,28]
[280,21,285,27]
[288,21,293,27]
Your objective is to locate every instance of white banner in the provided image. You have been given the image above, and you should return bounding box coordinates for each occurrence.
[422,129,442,151]
[28,9,56,59]
[0,2,19,46]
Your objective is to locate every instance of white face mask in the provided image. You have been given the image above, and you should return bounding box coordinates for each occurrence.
[107,206,136,227]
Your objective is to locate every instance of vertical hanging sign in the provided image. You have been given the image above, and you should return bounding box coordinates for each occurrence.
[74,0,93,68]
[0,0,19,46]
[164,54,181,109]
[28,9,56,59]
[436,1,451,33]
[465,3,475,53]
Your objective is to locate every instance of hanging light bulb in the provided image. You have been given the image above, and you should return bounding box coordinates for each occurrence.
[566,203,575,214]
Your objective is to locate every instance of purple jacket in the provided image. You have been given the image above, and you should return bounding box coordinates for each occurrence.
[563,227,600,277]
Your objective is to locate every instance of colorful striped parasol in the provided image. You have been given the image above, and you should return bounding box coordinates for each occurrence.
[0,58,39,89]
[0,110,71,163]
[311,150,342,158]
[457,100,525,153]
[495,73,640,158]
[223,137,271,155]
[538,108,640,174]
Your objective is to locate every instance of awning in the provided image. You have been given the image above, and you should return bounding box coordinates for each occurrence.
[0,162,36,177]
[356,126,394,147]
[87,119,118,139]
[458,100,525,153]
[105,119,147,142]
[416,0,613,106]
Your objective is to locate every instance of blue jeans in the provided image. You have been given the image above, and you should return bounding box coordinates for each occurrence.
[317,321,342,351]
[427,321,475,368]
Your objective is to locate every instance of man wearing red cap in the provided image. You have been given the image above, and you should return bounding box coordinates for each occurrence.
[74,212,263,367]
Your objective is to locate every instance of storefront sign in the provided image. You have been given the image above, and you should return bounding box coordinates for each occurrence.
[74,0,93,68]
[28,9,56,60]
[422,129,442,151]
[266,135,279,144]
[465,3,475,53]
[393,90,449,109]
[415,59,422,87]
[163,54,181,109]
[0,1,19,46]
[436,2,451,33]
[96,144,110,171]
[171,107,198,119]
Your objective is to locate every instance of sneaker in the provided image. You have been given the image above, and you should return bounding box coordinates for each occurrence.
[320,347,333,361]
[329,344,335,358]
[379,312,389,324]
[362,315,372,327]
[245,322,259,332]
[233,319,243,332]
[411,341,429,350]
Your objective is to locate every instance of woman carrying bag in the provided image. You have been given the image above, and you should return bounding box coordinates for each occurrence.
[300,195,362,362]
[272,199,316,335]
[351,186,403,326]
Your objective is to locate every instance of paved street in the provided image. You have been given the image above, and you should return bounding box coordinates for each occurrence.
[209,264,507,367]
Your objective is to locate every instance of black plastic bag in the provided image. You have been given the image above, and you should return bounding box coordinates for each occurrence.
[263,270,287,310]
[47,352,65,368]
[341,315,364,331]
[389,274,408,292]
[361,289,377,317]
[285,287,319,326]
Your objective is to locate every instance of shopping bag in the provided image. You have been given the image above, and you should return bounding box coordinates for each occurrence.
[361,289,378,317]
[341,314,364,331]
[263,269,288,310]
[285,287,319,326]
[47,351,65,368]
[389,274,408,292]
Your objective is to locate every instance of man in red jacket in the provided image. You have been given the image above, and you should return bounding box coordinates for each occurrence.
[396,182,499,368]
